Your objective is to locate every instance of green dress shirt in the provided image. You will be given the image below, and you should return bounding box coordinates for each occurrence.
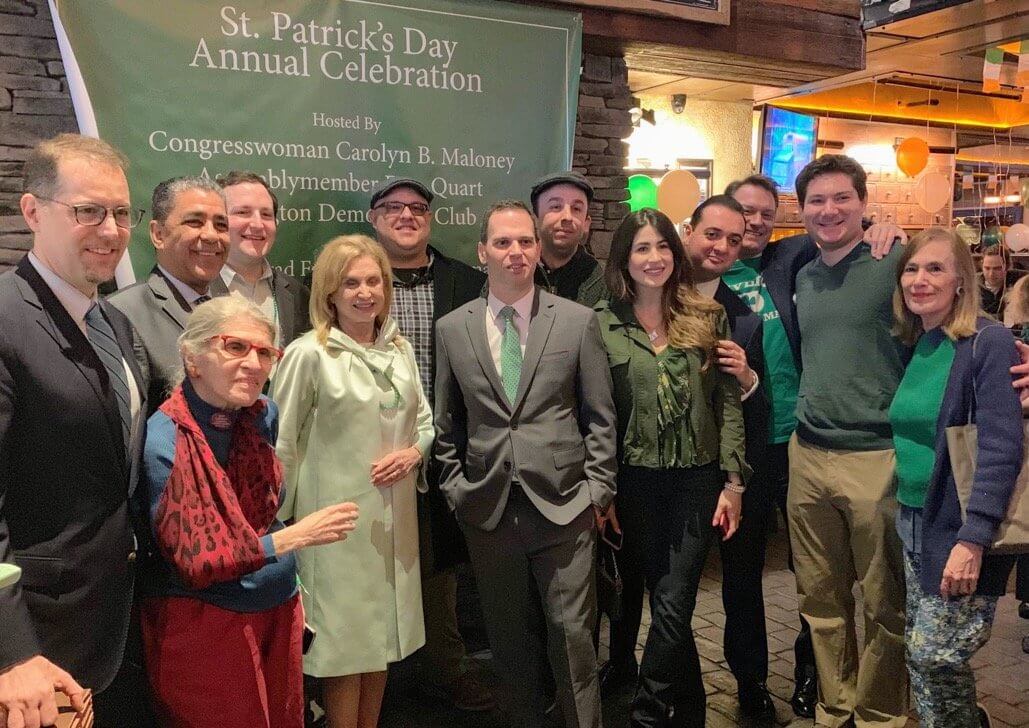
[595,299,750,480]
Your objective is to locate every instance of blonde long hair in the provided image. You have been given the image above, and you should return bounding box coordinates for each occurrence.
[309,235,394,346]
[892,227,979,345]
[606,208,722,362]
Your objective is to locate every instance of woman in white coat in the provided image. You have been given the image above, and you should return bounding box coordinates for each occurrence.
[273,234,434,728]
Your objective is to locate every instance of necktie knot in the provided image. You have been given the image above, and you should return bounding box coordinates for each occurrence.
[500,305,516,324]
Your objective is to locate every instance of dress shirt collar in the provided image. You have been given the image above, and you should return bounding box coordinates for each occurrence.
[487,286,535,324]
[695,278,720,298]
[158,265,209,307]
[27,251,96,330]
[220,260,273,288]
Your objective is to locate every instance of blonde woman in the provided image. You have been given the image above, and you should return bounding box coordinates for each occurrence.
[889,228,1022,728]
[273,235,433,728]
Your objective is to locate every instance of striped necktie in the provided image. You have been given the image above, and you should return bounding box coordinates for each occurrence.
[499,306,522,403]
[84,303,131,446]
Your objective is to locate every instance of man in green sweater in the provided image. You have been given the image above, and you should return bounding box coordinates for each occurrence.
[789,154,909,728]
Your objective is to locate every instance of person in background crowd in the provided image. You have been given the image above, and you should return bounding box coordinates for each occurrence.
[210,171,311,347]
[109,176,229,415]
[531,172,608,307]
[434,201,616,728]
[889,228,1021,728]
[596,207,747,728]
[722,173,907,718]
[788,155,910,728]
[0,133,151,728]
[978,245,1010,320]
[682,195,774,723]
[367,178,494,712]
[140,295,359,727]
[274,235,433,728]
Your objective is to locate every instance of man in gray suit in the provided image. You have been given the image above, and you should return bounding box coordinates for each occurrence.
[108,176,228,414]
[434,200,617,728]
[209,171,310,347]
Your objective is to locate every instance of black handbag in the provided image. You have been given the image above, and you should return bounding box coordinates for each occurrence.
[597,539,623,622]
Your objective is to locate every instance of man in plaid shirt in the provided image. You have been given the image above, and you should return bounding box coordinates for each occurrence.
[369,179,492,712]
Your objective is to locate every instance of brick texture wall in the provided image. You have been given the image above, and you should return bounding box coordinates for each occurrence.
[575,53,632,260]
[0,0,76,271]
[0,9,629,271]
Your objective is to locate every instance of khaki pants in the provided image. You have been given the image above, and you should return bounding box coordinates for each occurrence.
[787,434,908,728]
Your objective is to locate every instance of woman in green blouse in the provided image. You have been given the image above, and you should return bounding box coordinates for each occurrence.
[596,207,748,727]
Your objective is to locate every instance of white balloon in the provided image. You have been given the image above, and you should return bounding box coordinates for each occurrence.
[1005,223,1029,253]
[914,172,951,213]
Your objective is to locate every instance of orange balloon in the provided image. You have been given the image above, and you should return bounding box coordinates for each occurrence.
[896,137,930,178]
[656,170,701,225]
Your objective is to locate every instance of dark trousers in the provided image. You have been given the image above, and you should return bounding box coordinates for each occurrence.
[1017,554,1029,602]
[628,463,722,728]
[718,461,772,686]
[764,442,816,680]
[462,485,600,728]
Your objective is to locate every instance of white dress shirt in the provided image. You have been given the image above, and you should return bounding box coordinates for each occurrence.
[158,265,209,309]
[485,287,534,377]
[220,262,279,344]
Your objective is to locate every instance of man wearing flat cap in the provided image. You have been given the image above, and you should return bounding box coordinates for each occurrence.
[530,172,607,307]
[367,178,494,712]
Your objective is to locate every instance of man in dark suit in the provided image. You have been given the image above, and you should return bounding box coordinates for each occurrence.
[434,200,617,728]
[0,134,150,727]
[108,176,229,415]
[683,195,775,722]
[368,178,494,711]
[210,171,310,346]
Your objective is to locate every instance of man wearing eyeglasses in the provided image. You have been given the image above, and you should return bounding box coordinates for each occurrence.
[0,134,152,727]
[209,171,310,347]
[109,176,229,416]
[368,179,495,713]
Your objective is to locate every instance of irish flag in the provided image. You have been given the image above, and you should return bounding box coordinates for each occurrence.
[983,47,1004,93]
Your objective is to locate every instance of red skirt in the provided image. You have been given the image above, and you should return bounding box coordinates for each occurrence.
[141,594,304,728]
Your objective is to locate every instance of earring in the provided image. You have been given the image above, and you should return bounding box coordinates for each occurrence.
[956,286,963,296]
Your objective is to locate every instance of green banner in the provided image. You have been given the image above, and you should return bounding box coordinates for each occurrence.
[53,0,582,279]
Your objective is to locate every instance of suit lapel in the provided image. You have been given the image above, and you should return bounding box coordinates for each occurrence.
[15,259,127,469]
[464,298,508,409]
[272,270,296,344]
[432,251,457,320]
[513,290,555,410]
[148,268,191,332]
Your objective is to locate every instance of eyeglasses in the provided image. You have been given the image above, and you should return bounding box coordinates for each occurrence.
[36,196,145,229]
[373,201,431,217]
[210,335,283,365]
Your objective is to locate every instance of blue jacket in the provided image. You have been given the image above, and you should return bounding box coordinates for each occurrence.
[919,319,1022,596]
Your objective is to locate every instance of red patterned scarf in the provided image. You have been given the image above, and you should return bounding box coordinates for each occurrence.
[154,385,282,590]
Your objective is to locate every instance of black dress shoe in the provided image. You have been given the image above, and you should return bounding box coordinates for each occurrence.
[738,681,776,723]
[790,675,817,719]
[598,659,638,698]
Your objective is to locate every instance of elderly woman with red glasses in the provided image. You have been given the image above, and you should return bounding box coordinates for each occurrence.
[140,293,359,728]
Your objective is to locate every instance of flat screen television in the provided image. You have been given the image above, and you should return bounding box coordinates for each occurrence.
[760,107,819,196]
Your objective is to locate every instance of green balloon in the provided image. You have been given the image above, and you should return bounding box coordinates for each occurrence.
[627,174,658,212]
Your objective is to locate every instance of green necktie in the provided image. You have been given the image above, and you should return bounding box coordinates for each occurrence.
[499,306,522,402]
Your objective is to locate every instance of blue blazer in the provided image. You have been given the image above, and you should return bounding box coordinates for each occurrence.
[919,319,1022,596]
[758,234,818,370]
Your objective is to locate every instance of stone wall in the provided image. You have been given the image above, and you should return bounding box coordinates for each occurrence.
[0,0,76,270]
[0,13,631,270]
[574,53,632,260]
